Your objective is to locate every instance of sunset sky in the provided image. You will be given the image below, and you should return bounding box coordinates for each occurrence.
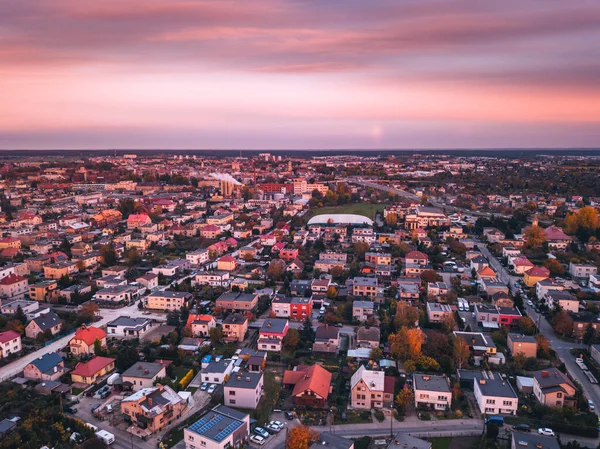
[1,0,600,150]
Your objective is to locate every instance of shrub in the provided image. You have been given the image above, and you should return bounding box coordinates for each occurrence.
[374,410,385,422]
[419,412,431,421]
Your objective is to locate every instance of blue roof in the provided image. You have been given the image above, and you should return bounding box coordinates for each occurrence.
[29,352,63,373]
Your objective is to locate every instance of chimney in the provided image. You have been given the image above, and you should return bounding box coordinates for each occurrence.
[148,397,153,406]
[541,371,549,377]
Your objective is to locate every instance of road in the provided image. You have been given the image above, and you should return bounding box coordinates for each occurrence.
[475,239,600,422]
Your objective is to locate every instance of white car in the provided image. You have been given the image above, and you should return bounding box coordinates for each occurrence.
[254,427,270,439]
[538,428,554,436]
[250,435,265,446]
[207,384,217,394]
[269,420,284,430]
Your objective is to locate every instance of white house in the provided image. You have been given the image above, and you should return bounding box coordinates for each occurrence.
[473,376,518,415]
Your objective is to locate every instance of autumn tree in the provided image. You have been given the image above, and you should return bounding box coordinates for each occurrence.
[7,319,24,335]
[441,313,456,332]
[286,425,319,449]
[283,328,300,350]
[353,241,370,261]
[536,334,550,357]
[518,316,536,335]
[267,261,284,281]
[326,286,338,300]
[551,310,573,337]
[394,303,419,329]
[420,270,441,284]
[395,387,414,411]
[79,302,99,321]
[524,225,546,248]
[543,258,565,276]
[451,336,471,369]
[370,347,383,361]
[389,328,424,361]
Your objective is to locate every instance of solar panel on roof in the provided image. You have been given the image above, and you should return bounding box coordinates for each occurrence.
[215,421,242,442]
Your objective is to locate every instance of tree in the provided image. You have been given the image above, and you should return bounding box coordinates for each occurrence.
[420,270,441,284]
[209,327,223,344]
[59,237,72,258]
[93,338,104,355]
[283,328,300,350]
[326,286,338,300]
[440,313,456,332]
[58,273,71,288]
[395,387,414,411]
[369,347,383,361]
[536,335,550,357]
[543,258,565,276]
[451,336,470,369]
[486,423,499,439]
[394,303,419,329]
[286,425,319,449]
[524,225,546,248]
[518,316,536,335]
[389,328,424,361]
[14,305,27,324]
[353,241,370,261]
[267,261,284,281]
[79,302,99,321]
[583,323,596,345]
[7,319,24,335]
[552,310,573,337]
[100,243,118,266]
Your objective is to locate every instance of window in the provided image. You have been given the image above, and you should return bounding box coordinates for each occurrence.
[201,441,207,447]
[229,390,236,396]
[486,399,495,404]
[557,393,563,398]
[503,401,512,406]
[229,399,236,404]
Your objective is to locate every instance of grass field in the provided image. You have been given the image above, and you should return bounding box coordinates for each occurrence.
[306,203,382,220]
[429,437,452,449]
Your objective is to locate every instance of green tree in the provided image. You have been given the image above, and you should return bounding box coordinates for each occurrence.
[14,305,27,324]
[583,323,595,345]
[369,347,383,361]
[93,338,104,355]
[209,326,223,344]
[283,328,300,350]
[100,243,118,266]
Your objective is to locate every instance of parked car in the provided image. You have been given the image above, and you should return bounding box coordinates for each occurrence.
[265,423,280,434]
[207,384,217,394]
[91,404,101,416]
[201,382,208,391]
[250,435,265,446]
[269,421,284,430]
[99,389,110,399]
[64,406,77,414]
[538,428,554,436]
[512,424,530,432]
[284,411,294,420]
[254,427,269,439]
[105,404,113,414]
[589,400,595,411]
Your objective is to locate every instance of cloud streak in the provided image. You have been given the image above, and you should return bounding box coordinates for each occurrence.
[1,0,599,148]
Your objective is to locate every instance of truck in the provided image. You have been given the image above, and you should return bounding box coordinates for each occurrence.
[106,372,120,386]
[485,416,504,427]
[95,430,115,445]
[575,358,588,371]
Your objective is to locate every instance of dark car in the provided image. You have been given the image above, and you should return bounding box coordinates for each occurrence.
[284,411,294,420]
[91,404,101,416]
[64,406,77,414]
[513,424,530,432]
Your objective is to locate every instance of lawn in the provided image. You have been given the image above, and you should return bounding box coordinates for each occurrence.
[429,437,452,449]
[172,366,193,382]
[307,203,383,221]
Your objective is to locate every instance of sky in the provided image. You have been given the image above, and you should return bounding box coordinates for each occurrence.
[1,0,600,150]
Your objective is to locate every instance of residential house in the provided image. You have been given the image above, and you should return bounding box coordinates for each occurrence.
[387,434,430,449]
[69,325,107,356]
[350,365,394,409]
[147,291,192,311]
[224,372,264,409]
[0,274,28,300]
[258,318,289,352]
[25,311,62,339]
[507,333,537,358]
[122,361,169,391]
[545,291,579,313]
[186,314,216,337]
[544,226,573,251]
[473,375,518,415]
[0,330,22,359]
[217,256,238,272]
[509,257,534,275]
[43,261,77,280]
[356,327,380,349]
[194,271,230,288]
[107,316,154,338]
[536,279,565,302]
[24,352,64,381]
[202,359,235,384]
[351,277,378,299]
[137,273,159,290]
[184,405,250,449]
[533,368,576,408]
[216,292,258,313]
[283,364,332,407]
[413,373,452,411]
[127,214,152,230]
[70,356,116,384]
[426,302,453,324]
[122,385,185,433]
[222,313,248,342]
[312,433,354,449]
[290,297,313,321]
[352,300,374,322]
[313,325,340,354]
[510,432,559,449]
[569,262,598,279]
[523,266,550,287]
[427,282,449,298]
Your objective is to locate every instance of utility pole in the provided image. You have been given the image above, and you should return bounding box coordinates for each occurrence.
[390,407,393,438]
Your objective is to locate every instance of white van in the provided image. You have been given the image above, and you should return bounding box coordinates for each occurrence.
[85,423,98,432]
[95,429,115,445]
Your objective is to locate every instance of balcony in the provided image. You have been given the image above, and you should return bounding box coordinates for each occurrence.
[135,413,153,425]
